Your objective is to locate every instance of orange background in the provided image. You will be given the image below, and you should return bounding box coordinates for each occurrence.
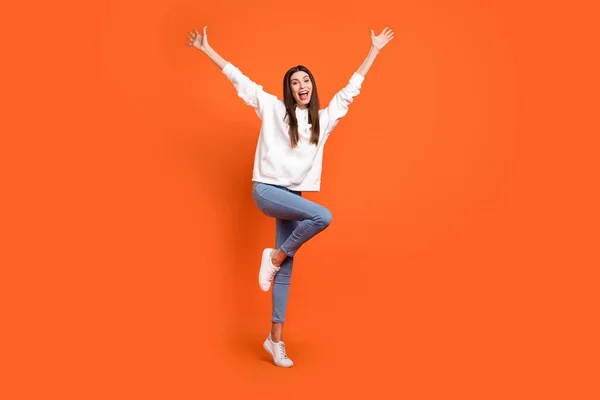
[2,0,599,398]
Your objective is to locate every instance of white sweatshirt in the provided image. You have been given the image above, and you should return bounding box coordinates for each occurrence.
[222,62,365,192]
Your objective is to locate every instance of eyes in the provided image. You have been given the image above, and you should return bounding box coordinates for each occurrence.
[291,79,311,86]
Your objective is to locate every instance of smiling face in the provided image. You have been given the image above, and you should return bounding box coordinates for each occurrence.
[289,71,313,109]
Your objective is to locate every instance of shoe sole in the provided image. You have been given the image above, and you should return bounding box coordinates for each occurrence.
[263,340,293,368]
[258,248,275,292]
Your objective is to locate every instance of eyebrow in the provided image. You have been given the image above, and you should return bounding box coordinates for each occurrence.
[291,77,310,82]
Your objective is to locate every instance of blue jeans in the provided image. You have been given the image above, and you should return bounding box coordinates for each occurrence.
[252,182,332,323]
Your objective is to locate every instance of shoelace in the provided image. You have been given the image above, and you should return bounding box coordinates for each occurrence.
[278,342,288,359]
[267,265,279,281]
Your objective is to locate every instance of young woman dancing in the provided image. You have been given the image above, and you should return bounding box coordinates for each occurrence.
[187,25,394,367]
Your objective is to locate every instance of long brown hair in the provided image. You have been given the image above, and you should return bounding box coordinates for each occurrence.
[283,65,320,148]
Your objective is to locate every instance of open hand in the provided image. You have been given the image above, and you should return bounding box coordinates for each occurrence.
[187,26,210,52]
[370,27,394,51]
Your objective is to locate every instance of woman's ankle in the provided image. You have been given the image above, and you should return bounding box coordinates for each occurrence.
[271,323,283,342]
[271,249,287,267]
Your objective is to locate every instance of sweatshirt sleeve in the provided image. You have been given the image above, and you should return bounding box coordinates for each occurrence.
[321,72,365,135]
[222,62,277,119]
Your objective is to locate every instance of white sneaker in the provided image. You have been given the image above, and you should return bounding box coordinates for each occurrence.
[263,333,294,368]
[258,248,280,292]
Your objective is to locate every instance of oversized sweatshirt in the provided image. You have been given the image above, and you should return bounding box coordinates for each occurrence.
[222,62,365,191]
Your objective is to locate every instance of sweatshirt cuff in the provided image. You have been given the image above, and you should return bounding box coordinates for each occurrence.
[350,72,365,88]
[222,62,236,79]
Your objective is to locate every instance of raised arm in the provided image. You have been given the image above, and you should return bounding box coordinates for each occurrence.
[357,27,395,77]
[187,26,228,70]
[322,27,395,134]
[186,26,276,116]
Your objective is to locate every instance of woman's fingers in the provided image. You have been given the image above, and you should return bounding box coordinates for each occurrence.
[372,27,394,41]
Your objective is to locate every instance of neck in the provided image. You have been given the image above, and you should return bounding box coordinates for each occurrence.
[296,103,309,110]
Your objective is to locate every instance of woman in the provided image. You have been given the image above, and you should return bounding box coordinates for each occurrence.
[187,26,394,367]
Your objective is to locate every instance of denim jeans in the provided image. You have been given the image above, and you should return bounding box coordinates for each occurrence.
[252,181,332,323]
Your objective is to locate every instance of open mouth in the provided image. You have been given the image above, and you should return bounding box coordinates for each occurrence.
[298,91,310,101]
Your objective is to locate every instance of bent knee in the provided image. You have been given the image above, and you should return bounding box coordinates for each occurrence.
[315,207,332,229]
